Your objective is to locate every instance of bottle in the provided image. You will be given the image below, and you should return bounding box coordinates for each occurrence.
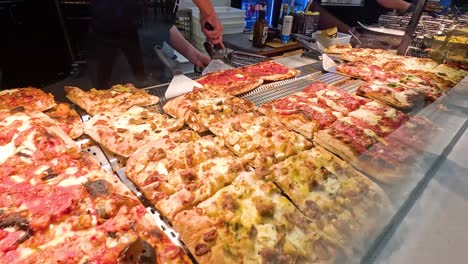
[252,3,268,48]
[278,4,288,31]
[280,15,293,44]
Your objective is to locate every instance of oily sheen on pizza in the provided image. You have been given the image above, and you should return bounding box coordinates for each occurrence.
[0,109,190,263]
[0,87,56,112]
[126,130,249,221]
[196,69,263,95]
[174,172,340,263]
[261,146,392,254]
[84,106,184,157]
[65,84,159,116]
[239,60,300,81]
[209,112,313,168]
[162,88,255,133]
[257,82,368,138]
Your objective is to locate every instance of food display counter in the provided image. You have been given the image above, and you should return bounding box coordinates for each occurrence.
[1,46,467,263]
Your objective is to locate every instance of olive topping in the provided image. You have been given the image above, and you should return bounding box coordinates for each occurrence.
[84,179,112,198]
[0,215,33,245]
[195,243,210,256]
[203,229,217,242]
[118,239,156,264]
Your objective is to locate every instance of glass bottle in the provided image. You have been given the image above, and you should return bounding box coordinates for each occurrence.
[252,3,268,48]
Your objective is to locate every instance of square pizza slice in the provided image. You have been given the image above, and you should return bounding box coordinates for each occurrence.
[209,112,313,168]
[162,88,255,133]
[357,79,425,109]
[126,130,249,221]
[84,106,184,157]
[173,172,341,263]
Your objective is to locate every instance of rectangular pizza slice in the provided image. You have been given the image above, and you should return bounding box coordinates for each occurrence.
[314,114,421,183]
[385,73,444,102]
[196,69,263,96]
[173,172,341,263]
[209,112,313,168]
[162,88,255,133]
[356,79,425,109]
[65,84,159,116]
[126,130,248,221]
[84,106,184,157]
[238,60,300,81]
[262,146,392,254]
[336,61,388,81]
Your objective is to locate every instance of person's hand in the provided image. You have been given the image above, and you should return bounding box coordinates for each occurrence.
[200,11,224,48]
[195,52,211,67]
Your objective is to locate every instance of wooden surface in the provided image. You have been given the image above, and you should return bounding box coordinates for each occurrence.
[223,32,302,57]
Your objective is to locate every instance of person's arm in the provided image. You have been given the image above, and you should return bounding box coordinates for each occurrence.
[169,26,211,67]
[315,6,351,33]
[192,0,224,47]
[377,0,411,12]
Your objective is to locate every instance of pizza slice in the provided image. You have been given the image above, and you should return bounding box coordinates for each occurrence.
[382,57,440,73]
[209,112,313,168]
[126,130,248,220]
[84,106,184,157]
[173,172,341,263]
[405,69,455,91]
[323,43,353,54]
[0,87,56,112]
[239,60,300,81]
[44,103,84,139]
[162,88,255,133]
[262,146,392,253]
[196,69,263,95]
[314,116,419,183]
[385,73,444,102]
[357,79,425,109]
[430,64,467,84]
[301,82,369,114]
[65,84,159,116]
[340,48,397,66]
[336,61,388,81]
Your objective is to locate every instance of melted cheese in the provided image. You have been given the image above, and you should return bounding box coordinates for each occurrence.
[324,177,340,195]
[10,175,26,183]
[0,140,16,163]
[349,109,381,125]
[156,162,168,175]
[58,176,89,187]
[255,224,278,249]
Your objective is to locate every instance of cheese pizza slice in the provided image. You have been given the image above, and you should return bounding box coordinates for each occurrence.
[84,106,184,157]
[174,172,341,263]
[0,87,56,112]
[126,130,248,221]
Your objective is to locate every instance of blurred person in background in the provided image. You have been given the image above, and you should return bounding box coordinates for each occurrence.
[88,0,223,89]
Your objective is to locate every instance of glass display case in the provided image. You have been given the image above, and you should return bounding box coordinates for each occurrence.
[1,1,468,263]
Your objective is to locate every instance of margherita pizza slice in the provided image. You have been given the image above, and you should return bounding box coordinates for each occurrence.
[84,106,184,157]
[44,102,84,139]
[210,112,313,168]
[174,172,340,263]
[65,84,159,116]
[239,60,300,81]
[197,69,263,95]
[0,87,56,112]
[162,88,255,133]
[126,130,248,220]
[262,147,392,253]
[357,79,425,109]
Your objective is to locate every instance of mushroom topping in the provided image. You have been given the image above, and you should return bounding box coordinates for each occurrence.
[84,179,112,198]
